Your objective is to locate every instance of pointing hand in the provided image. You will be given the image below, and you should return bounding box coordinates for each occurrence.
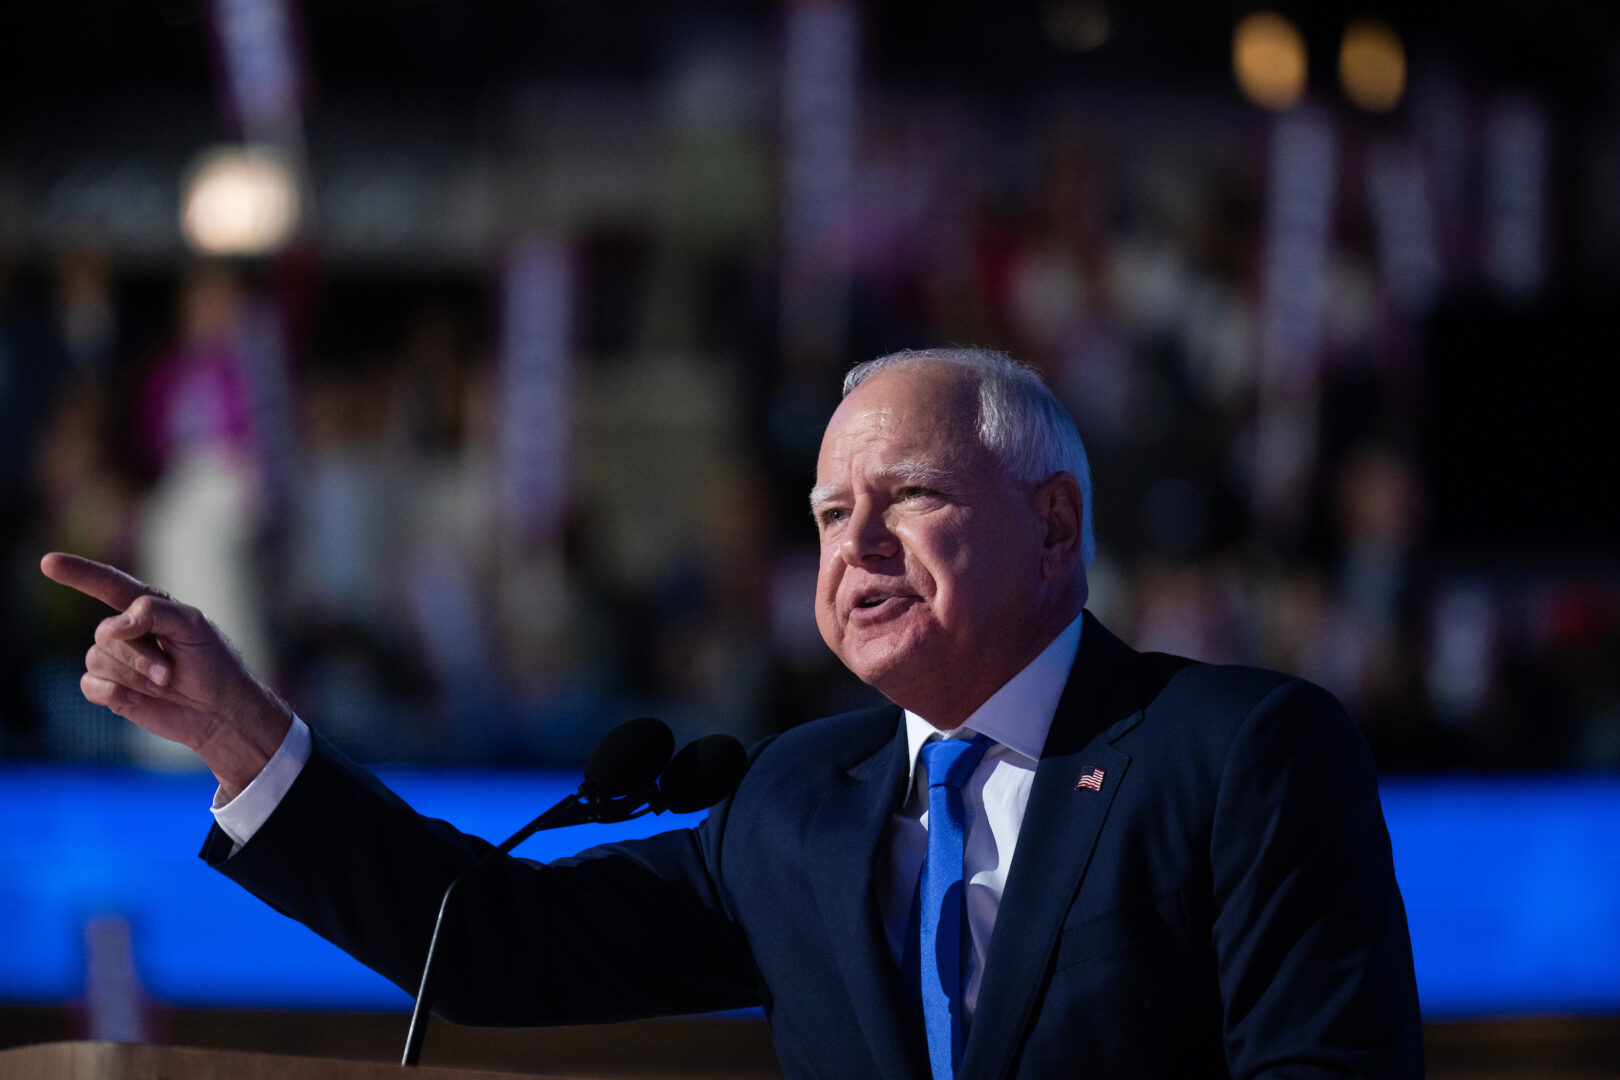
[40,552,292,798]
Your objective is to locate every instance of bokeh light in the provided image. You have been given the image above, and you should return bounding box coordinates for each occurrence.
[1340,18,1407,112]
[1233,12,1308,111]
[180,145,299,256]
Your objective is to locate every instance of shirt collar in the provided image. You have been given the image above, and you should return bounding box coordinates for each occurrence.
[902,611,1085,788]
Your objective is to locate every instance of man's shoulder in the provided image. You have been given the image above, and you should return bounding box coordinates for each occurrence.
[1080,613,1320,743]
[1120,651,1361,764]
[1083,612,1322,726]
[708,704,903,848]
[1145,654,1305,706]
[746,703,903,781]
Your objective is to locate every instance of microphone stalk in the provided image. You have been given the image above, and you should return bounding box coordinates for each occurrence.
[401,779,658,1067]
[399,718,745,1067]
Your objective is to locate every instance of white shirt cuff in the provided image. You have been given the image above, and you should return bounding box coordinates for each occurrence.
[210,714,313,851]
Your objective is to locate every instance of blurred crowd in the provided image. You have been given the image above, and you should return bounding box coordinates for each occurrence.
[4,75,1619,777]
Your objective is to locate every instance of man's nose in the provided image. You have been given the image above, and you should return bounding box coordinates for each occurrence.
[839,503,899,565]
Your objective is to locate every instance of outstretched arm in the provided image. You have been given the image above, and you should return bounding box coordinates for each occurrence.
[39,552,292,798]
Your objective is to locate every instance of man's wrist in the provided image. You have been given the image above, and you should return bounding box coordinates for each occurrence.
[200,690,295,800]
[212,714,313,850]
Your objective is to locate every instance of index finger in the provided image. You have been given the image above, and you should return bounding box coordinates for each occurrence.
[40,552,160,613]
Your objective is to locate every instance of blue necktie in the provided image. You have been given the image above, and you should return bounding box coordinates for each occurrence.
[917,734,991,1080]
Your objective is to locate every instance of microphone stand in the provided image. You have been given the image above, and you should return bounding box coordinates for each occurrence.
[400,783,655,1067]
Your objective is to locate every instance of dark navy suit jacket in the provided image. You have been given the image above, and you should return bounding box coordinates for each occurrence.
[203,613,1425,1078]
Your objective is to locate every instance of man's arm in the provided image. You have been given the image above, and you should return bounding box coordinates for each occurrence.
[43,551,762,1025]
[205,729,763,1025]
[40,552,292,798]
[1210,679,1425,1078]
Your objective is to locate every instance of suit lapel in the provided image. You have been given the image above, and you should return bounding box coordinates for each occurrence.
[961,613,1147,1080]
[805,713,928,1079]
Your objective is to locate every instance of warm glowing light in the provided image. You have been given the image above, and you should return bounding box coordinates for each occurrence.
[1340,19,1406,112]
[180,146,299,255]
[1233,12,1308,112]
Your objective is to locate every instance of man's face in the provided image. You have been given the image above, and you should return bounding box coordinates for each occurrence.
[811,363,1055,727]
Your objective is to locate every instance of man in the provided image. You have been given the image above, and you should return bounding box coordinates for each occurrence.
[44,347,1424,1078]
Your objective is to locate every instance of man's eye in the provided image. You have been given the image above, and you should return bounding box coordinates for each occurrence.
[899,486,931,500]
[820,508,849,527]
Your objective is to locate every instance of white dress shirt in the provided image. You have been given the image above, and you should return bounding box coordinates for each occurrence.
[215,614,1087,1018]
[211,710,312,849]
[878,613,1084,1021]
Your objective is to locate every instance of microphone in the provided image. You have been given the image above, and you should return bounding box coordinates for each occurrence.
[583,714,675,799]
[566,715,677,825]
[403,716,671,1067]
[648,734,747,814]
[401,719,745,1067]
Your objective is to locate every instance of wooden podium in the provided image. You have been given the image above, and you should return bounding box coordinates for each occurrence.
[0,1041,572,1080]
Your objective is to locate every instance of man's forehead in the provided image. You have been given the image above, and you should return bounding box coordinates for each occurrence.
[817,406,972,475]
[824,368,977,444]
[824,397,902,450]
[844,363,977,416]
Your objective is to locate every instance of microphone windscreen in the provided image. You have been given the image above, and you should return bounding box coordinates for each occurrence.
[584,717,675,797]
[658,734,748,813]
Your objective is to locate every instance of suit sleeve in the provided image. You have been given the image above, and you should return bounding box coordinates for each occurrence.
[200,733,763,1025]
[1208,679,1425,1079]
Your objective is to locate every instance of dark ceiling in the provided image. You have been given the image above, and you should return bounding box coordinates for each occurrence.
[1,0,1613,115]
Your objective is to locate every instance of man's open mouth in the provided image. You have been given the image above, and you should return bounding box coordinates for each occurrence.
[853,592,912,615]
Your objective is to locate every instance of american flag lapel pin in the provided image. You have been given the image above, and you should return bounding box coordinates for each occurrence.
[1075,766,1106,792]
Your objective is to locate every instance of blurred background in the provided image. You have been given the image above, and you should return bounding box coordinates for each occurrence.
[1,0,1618,1075]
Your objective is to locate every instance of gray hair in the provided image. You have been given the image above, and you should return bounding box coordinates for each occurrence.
[843,347,1096,568]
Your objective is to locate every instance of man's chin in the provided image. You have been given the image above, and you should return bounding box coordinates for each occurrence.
[841,652,907,691]
[844,651,936,711]
[841,639,1007,727]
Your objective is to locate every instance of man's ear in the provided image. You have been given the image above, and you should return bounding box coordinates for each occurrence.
[1033,471,1084,583]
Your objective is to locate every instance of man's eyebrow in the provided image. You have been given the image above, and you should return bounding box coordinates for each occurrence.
[807,461,954,513]
[875,460,953,488]
[808,484,842,513]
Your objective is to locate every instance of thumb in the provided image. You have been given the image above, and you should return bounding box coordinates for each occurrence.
[103,593,207,647]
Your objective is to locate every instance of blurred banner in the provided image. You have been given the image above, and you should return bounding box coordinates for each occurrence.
[2,763,1618,1017]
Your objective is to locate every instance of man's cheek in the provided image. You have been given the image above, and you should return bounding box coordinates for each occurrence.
[813,601,841,652]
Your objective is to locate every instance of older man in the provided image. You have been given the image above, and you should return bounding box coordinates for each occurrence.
[44,348,1423,1078]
